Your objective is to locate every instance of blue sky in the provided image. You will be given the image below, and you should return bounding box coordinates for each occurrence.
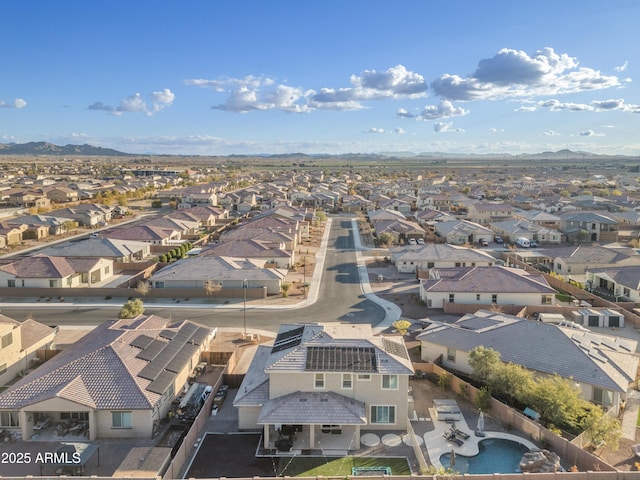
[1,1,638,156]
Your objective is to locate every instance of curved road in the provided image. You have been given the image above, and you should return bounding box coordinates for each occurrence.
[0,216,386,333]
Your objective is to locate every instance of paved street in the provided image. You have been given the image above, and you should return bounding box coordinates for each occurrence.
[0,216,389,334]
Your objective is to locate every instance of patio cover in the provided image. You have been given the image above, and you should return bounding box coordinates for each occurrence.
[257,391,366,425]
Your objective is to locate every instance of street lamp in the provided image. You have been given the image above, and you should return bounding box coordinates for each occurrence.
[242,279,248,338]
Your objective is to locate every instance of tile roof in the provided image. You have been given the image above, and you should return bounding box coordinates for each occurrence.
[150,256,287,281]
[265,323,414,375]
[0,315,213,411]
[0,254,76,278]
[39,238,149,258]
[422,266,556,294]
[417,310,638,392]
[257,391,366,425]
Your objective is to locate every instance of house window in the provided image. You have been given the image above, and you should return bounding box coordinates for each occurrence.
[111,411,132,428]
[382,374,398,390]
[455,262,461,267]
[49,280,57,288]
[155,281,165,289]
[476,294,481,301]
[1,332,12,349]
[105,265,110,274]
[542,296,552,305]
[314,373,325,389]
[0,411,19,427]
[370,405,396,424]
[491,294,497,303]
[342,374,353,390]
[593,388,613,406]
[449,294,455,303]
[427,262,434,268]
[447,348,456,362]
[357,374,371,381]
[7,280,15,288]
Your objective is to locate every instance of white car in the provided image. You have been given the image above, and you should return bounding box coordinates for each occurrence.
[408,238,417,245]
[417,238,425,245]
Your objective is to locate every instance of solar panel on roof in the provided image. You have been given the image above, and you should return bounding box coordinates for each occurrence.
[305,346,376,372]
[139,359,165,381]
[130,334,154,349]
[190,327,210,346]
[272,326,305,353]
[136,339,167,361]
[147,370,176,395]
[167,344,199,373]
[382,338,408,360]
[173,323,199,343]
[159,329,177,340]
[150,338,185,370]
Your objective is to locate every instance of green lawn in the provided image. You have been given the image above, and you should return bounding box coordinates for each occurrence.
[277,456,411,477]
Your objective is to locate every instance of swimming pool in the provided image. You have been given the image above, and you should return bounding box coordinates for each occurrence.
[440,438,530,474]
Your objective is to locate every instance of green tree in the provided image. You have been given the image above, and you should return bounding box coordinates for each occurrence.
[151,199,163,208]
[476,386,492,412]
[377,232,394,247]
[529,375,582,430]
[468,346,501,384]
[119,298,145,319]
[490,362,534,404]
[582,412,622,451]
[281,282,290,297]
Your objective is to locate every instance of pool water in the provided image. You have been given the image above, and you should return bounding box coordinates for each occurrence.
[440,438,529,474]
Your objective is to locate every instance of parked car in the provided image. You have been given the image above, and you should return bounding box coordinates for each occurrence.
[408,238,417,245]
[417,238,425,245]
[529,240,538,248]
[494,236,504,244]
[478,238,488,247]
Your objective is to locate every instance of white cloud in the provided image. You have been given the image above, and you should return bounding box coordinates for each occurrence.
[351,64,428,98]
[150,88,175,113]
[515,105,537,112]
[614,61,628,72]
[434,122,465,133]
[543,130,561,136]
[431,47,621,101]
[89,89,174,116]
[578,129,605,137]
[418,100,469,120]
[488,128,504,133]
[0,98,27,109]
[535,98,640,113]
[396,108,415,118]
[366,127,385,134]
[395,127,405,135]
[191,65,427,113]
[538,99,593,111]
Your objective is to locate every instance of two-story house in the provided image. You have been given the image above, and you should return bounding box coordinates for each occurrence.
[559,211,618,243]
[234,323,413,453]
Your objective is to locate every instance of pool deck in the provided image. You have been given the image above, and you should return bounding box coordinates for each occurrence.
[425,406,537,470]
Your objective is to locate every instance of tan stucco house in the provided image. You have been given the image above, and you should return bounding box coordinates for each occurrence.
[0,315,216,440]
[234,323,414,453]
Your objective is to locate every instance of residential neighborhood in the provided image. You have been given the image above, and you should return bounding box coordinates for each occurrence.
[2,154,640,478]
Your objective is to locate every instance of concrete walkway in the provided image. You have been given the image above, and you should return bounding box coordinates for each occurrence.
[621,389,640,441]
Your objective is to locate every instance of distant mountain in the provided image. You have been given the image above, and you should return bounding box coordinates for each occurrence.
[0,142,132,157]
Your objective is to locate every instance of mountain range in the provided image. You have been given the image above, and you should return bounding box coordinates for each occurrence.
[0,142,636,161]
[0,142,131,157]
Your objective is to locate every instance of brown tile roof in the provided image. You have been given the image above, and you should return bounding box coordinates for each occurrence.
[0,254,75,278]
